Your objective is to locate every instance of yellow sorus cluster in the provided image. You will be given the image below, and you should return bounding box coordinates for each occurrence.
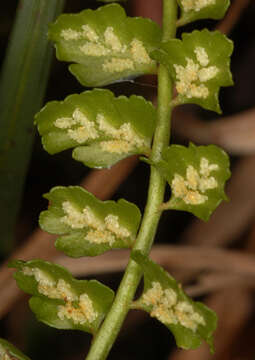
[85,228,115,246]
[100,140,134,154]
[80,26,126,57]
[61,28,82,41]
[105,214,131,238]
[61,24,153,73]
[22,266,97,325]
[102,37,152,73]
[142,282,205,331]
[22,267,76,301]
[171,157,219,205]
[61,25,99,42]
[61,202,131,246]
[174,46,219,99]
[181,0,216,12]
[54,108,98,144]
[130,39,152,64]
[81,42,110,57]
[194,46,209,67]
[58,293,97,325]
[0,345,12,360]
[104,26,123,52]
[97,113,148,154]
[61,201,95,229]
[84,213,131,246]
[55,108,147,153]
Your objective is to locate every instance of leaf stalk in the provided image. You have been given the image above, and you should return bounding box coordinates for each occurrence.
[85,1,177,359]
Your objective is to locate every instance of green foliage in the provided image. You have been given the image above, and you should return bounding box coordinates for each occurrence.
[7,1,235,358]
[0,338,31,360]
[9,259,114,334]
[155,143,230,221]
[0,0,65,255]
[131,251,217,352]
[48,4,161,86]
[39,186,141,257]
[177,0,230,26]
[152,29,233,113]
[35,89,156,168]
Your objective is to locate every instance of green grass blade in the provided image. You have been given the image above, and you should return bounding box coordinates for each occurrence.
[0,0,65,255]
